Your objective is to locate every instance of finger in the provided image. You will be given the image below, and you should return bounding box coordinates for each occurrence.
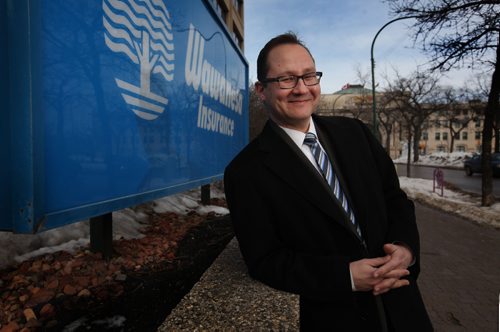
[373,278,398,294]
[365,255,391,268]
[373,274,409,291]
[373,259,401,278]
[382,268,410,279]
[373,279,410,296]
[383,243,398,254]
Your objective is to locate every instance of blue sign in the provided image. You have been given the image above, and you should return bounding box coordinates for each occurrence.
[1,0,248,233]
[0,1,10,231]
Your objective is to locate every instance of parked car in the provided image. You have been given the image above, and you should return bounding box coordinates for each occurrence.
[464,152,500,177]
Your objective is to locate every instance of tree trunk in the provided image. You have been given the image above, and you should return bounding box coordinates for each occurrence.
[450,135,455,153]
[406,132,412,178]
[385,126,392,156]
[412,125,421,162]
[481,38,500,206]
[495,117,500,153]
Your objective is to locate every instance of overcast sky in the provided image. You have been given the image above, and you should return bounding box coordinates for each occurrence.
[244,0,484,94]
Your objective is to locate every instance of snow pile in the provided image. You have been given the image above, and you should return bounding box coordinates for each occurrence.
[399,176,500,229]
[393,151,474,168]
[152,188,227,216]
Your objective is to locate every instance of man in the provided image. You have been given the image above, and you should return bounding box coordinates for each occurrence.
[224,33,432,331]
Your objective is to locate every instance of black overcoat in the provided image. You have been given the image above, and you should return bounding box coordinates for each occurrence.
[224,115,432,331]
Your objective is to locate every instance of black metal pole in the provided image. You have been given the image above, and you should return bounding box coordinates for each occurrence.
[90,212,113,260]
[201,183,211,205]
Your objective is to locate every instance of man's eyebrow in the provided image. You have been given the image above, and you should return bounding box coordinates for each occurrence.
[273,69,317,77]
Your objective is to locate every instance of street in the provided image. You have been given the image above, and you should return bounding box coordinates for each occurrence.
[395,164,500,197]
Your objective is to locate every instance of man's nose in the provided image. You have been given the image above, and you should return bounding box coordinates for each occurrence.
[292,77,309,93]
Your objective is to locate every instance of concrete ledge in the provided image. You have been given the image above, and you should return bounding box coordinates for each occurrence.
[158,238,299,331]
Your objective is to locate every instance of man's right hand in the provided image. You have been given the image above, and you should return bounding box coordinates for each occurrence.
[349,256,410,294]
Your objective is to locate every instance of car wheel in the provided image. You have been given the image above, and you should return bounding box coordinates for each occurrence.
[465,166,473,176]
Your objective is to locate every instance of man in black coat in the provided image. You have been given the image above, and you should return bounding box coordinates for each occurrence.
[224,33,432,331]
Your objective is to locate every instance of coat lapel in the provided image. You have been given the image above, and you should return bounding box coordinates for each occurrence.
[314,116,367,242]
[258,120,360,240]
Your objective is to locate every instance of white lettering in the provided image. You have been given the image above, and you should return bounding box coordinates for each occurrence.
[185,23,243,115]
[185,24,204,91]
[196,95,234,137]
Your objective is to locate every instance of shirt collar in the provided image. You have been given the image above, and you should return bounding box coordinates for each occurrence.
[279,117,317,148]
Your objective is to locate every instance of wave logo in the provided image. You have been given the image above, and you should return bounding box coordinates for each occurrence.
[103,0,175,120]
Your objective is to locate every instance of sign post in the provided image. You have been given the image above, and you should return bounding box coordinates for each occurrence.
[433,168,444,197]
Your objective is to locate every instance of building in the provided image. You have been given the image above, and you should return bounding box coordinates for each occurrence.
[319,84,491,158]
[319,84,404,158]
[318,84,374,119]
[420,104,484,154]
[210,0,244,51]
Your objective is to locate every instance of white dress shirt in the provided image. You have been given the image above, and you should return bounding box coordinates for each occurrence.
[279,118,325,175]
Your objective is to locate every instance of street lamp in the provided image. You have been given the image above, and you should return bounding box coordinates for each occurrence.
[370,15,420,139]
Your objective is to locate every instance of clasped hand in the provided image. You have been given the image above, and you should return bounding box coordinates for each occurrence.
[349,243,413,296]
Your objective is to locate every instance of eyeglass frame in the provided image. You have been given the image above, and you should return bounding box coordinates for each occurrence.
[261,71,323,89]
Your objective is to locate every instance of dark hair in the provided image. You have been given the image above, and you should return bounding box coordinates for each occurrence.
[256,32,315,83]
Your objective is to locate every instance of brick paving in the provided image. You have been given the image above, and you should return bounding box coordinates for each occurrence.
[416,203,500,331]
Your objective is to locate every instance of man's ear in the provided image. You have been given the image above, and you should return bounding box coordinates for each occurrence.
[255,81,266,101]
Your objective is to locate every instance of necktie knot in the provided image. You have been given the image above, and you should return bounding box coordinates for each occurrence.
[303,132,318,147]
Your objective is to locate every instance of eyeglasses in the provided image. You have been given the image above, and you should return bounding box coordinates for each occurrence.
[262,72,323,89]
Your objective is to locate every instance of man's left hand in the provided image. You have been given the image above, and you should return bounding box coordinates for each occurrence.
[371,243,413,295]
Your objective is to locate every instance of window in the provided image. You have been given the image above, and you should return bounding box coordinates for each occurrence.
[454,132,460,140]
[475,119,481,127]
[232,0,243,16]
[212,0,228,22]
[435,132,441,140]
[457,145,466,152]
[422,132,428,140]
[462,131,468,140]
[232,23,243,49]
[437,145,447,152]
[475,131,481,139]
[443,132,448,140]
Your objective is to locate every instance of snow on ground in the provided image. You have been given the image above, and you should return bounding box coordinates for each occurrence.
[395,152,499,228]
[399,176,500,229]
[393,151,474,169]
[0,152,497,271]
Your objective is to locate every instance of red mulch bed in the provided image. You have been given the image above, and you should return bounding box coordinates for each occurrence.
[0,198,233,331]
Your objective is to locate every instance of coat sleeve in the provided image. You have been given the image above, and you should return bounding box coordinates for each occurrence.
[356,119,420,277]
[224,162,354,301]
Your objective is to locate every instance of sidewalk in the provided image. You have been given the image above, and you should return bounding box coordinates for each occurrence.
[160,203,500,331]
[416,203,500,331]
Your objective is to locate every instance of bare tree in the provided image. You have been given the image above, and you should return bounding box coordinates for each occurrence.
[377,93,401,155]
[384,70,443,176]
[468,73,499,152]
[440,87,479,152]
[249,83,268,141]
[385,0,500,205]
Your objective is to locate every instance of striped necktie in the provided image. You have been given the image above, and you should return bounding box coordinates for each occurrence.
[304,132,362,238]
